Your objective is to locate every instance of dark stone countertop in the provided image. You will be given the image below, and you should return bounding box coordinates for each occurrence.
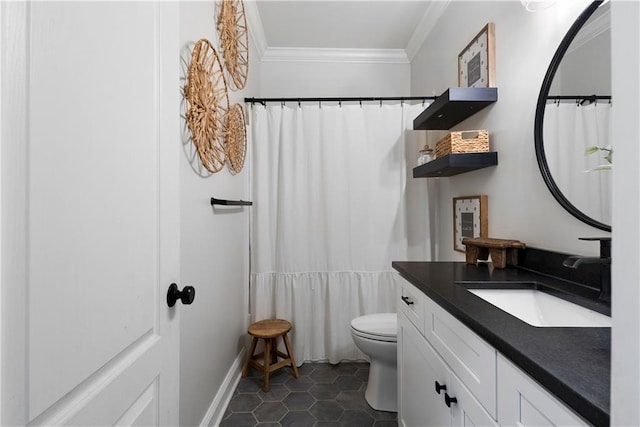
[392,261,610,427]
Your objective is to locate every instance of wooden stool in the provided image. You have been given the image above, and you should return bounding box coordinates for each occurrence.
[462,237,526,269]
[242,319,299,391]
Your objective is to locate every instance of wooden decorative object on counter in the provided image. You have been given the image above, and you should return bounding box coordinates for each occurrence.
[184,39,229,173]
[216,0,249,90]
[463,237,526,269]
[225,103,247,173]
[436,130,489,158]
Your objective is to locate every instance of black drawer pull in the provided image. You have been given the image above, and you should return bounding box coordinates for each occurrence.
[401,295,414,306]
[435,381,446,394]
[444,392,457,407]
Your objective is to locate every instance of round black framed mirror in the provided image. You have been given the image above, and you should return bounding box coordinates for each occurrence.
[534,0,611,232]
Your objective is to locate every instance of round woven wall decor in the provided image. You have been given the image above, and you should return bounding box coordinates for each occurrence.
[216,0,249,90]
[185,38,230,173]
[225,103,247,173]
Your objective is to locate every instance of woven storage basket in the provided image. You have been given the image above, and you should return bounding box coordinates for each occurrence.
[435,130,489,158]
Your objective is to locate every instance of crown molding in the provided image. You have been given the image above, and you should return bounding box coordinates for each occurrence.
[405,0,451,61]
[245,0,449,64]
[261,47,409,64]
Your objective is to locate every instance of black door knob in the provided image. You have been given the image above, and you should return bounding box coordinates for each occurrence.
[444,392,457,407]
[167,283,195,307]
[435,381,447,394]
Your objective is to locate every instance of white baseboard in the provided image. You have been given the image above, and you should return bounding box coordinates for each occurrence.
[200,348,246,427]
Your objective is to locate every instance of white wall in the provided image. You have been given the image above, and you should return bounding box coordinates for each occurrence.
[179,3,259,426]
[610,1,640,424]
[410,0,607,259]
[259,60,410,97]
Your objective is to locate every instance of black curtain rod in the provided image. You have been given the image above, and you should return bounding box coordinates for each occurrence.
[547,95,612,106]
[244,96,436,106]
[547,95,611,100]
[547,95,611,99]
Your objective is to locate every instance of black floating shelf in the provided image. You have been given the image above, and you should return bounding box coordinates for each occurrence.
[413,87,498,130]
[413,152,498,178]
[211,197,253,206]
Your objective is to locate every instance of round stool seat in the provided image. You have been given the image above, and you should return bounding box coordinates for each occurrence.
[242,318,299,391]
[248,319,292,339]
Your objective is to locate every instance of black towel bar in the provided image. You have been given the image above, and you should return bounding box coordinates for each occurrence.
[210,198,253,206]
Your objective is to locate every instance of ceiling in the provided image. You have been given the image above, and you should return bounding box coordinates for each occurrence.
[246,1,449,62]
[255,1,431,49]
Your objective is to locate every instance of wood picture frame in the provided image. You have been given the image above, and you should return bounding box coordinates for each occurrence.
[458,23,495,88]
[453,195,488,252]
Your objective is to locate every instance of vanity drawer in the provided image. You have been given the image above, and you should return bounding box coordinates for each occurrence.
[423,295,497,419]
[397,278,425,335]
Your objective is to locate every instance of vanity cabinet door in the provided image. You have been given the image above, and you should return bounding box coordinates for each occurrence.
[423,295,497,418]
[398,314,451,427]
[497,355,588,426]
[450,373,498,427]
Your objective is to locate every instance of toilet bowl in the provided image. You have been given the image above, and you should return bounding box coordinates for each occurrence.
[350,313,397,412]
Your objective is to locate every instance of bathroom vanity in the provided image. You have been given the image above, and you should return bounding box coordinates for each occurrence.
[393,261,609,427]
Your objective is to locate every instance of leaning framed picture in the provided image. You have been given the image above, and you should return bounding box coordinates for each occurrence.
[453,195,488,252]
[458,23,495,88]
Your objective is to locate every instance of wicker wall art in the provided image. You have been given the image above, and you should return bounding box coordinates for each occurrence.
[185,38,230,173]
[216,0,249,90]
[225,104,247,173]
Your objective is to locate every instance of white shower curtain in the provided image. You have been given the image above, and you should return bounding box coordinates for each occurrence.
[249,102,432,364]
[543,102,612,224]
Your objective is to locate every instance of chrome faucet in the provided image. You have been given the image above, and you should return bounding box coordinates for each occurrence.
[562,237,611,303]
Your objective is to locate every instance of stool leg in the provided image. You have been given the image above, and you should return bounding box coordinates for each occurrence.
[263,338,271,392]
[270,337,278,364]
[242,337,258,377]
[283,333,299,378]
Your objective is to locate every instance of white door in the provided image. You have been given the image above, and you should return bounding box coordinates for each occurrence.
[1,2,182,425]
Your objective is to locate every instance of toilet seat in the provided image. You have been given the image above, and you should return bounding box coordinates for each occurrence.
[351,313,397,343]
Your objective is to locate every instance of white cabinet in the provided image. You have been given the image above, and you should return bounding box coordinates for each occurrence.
[397,277,590,427]
[450,373,499,427]
[497,355,588,426]
[397,279,497,427]
[398,314,450,427]
[423,294,497,418]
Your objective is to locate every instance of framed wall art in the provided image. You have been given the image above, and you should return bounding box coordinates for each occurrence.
[458,23,495,88]
[453,195,488,252]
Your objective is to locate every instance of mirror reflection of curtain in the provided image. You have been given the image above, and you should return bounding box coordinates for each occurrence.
[249,103,432,364]
[544,102,612,224]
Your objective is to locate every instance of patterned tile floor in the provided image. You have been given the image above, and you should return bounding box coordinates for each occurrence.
[221,362,398,426]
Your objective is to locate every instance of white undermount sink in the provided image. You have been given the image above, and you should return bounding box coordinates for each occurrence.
[468,288,611,327]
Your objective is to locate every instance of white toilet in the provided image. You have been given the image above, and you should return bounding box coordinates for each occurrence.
[350,312,397,412]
